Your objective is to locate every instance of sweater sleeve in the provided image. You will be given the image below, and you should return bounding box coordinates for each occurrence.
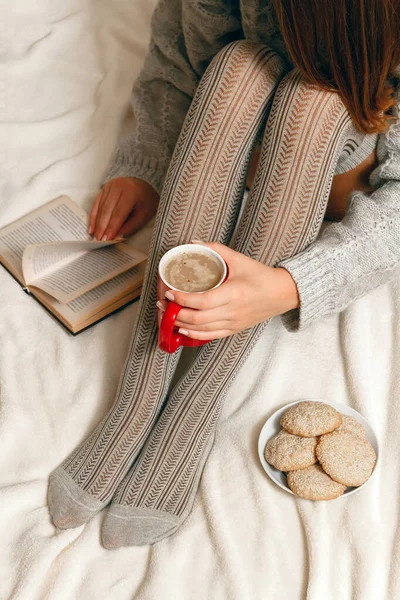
[104,0,243,195]
[278,78,400,332]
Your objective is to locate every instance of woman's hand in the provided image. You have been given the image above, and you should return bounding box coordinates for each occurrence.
[157,242,300,340]
[89,177,160,240]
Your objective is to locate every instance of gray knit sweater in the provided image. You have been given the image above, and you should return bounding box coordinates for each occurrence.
[105,0,400,331]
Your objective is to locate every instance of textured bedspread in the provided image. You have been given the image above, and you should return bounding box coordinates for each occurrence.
[1,1,399,598]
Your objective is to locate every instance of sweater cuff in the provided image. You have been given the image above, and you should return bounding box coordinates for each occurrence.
[103,150,167,197]
[277,247,338,332]
[335,134,378,175]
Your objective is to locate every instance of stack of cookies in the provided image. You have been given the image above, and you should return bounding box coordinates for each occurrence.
[264,401,377,501]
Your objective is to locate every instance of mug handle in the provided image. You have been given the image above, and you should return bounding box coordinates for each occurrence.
[159,301,205,353]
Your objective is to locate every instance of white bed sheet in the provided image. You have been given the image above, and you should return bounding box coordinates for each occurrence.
[1,1,400,599]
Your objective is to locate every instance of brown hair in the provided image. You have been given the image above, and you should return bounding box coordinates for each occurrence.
[272,0,400,134]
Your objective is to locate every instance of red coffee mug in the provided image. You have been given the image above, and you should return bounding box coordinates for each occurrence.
[158,244,227,353]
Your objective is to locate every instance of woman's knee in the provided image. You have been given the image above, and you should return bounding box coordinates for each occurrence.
[208,40,283,79]
[275,68,348,116]
[246,69,349,190]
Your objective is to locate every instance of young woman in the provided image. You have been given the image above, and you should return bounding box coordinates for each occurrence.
[48,0,400,547]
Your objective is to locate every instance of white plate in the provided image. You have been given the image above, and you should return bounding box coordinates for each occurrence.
[258,399,379,498]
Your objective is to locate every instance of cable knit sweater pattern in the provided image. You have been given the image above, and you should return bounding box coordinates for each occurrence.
[105,0,400,331]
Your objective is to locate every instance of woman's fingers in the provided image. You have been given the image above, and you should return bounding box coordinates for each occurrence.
[157,297,232,331]
[118,209,149,238]
[94,188,122,240]
[174,305,232,329]
[89,188,104,235]
[103,201,137,240]
[92,185,112,239]
[93,184,114,237]
[175,319,231,332]
[118,217,140,238]
[176,328,232,341]
[89,177,160,241]
[166,283,231,311]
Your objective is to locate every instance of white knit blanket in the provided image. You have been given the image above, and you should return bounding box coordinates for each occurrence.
[1,1,399,598]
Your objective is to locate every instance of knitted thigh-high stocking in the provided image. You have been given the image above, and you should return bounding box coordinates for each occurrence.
[47,42,285,529]
[101,68,357,548]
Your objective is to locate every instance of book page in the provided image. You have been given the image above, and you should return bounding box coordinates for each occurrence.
[28,244,147,303]
[29,220,154,332]
[76,289,140,332]
[0,196,89,279]
[65,265,143,319]
[22,238,124,284]
[32,264,145,330]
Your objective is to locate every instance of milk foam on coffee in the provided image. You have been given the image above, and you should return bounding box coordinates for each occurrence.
[164,251,223,292]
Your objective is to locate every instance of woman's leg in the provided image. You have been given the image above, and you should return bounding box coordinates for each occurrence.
[102,69,362,548]
[47,42,286,528]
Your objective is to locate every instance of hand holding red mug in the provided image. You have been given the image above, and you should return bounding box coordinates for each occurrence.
[157,241,300,346]
[157,243,227,352]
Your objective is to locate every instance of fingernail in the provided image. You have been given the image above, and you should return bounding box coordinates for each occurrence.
[165,291,175,301]
[101,235,107,241]
[88,226,93,235]
[156,301,165,311]
[178,329,189,336]
[191,240,205,244]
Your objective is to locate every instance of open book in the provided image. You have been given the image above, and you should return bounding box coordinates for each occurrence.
[0,196,149,334]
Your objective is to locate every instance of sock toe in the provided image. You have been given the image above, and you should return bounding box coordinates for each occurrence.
[48,468,107,529]
[101,505,180,548]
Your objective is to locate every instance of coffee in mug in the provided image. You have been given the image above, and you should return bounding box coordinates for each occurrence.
[163,251,224,293]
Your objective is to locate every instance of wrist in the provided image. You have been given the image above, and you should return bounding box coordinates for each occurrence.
[273,267,300,312]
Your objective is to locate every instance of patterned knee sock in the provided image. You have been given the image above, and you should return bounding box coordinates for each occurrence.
[102,68,359,547]
[47,42,284,529]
